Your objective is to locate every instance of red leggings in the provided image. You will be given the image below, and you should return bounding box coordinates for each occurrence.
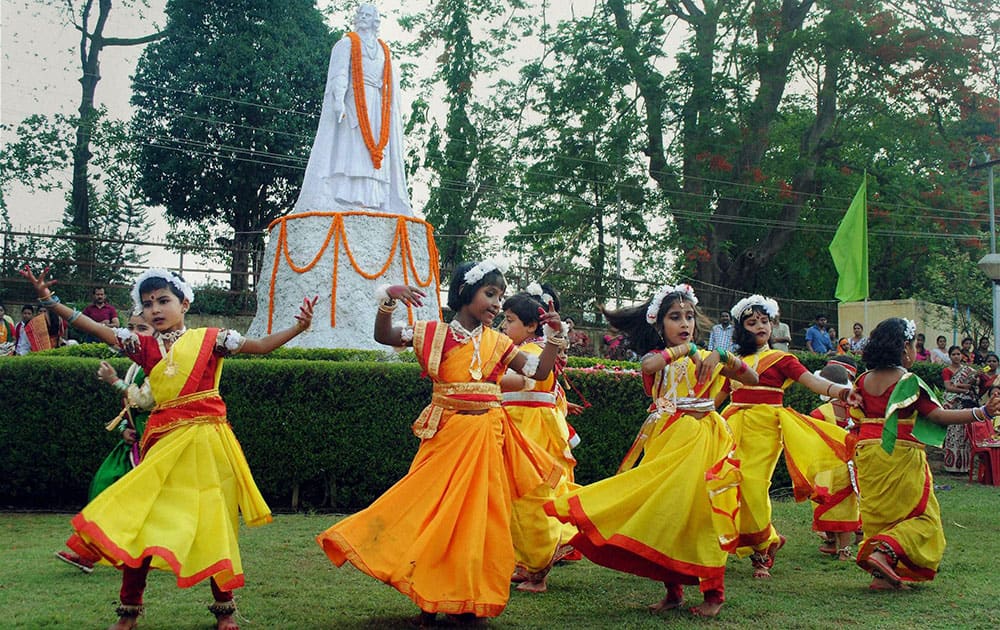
[120,557,233,605]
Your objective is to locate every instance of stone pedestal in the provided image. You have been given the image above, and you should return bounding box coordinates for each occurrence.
[248,211,441,350]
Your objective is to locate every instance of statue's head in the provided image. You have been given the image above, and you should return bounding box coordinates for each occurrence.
[354,3,381,33]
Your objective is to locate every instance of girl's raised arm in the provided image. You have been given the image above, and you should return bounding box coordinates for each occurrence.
[19,266,120,347]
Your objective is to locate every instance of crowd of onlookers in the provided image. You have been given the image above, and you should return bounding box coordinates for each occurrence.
[0,287,120,356]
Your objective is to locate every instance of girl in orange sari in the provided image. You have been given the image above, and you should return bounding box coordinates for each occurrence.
[20,266,316,630]
[317,260,565,625]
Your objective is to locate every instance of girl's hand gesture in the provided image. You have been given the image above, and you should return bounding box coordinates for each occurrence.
[386,285,426,308]
[97,360,118,385]
[696,349,719,385]
[19,265,57,298]
[295,296,319,330]
[536,300,562,330]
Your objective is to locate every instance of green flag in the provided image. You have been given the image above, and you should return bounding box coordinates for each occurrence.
[829,175,869,302]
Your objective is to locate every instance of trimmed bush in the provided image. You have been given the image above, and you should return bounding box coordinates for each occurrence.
[0,352,946,511]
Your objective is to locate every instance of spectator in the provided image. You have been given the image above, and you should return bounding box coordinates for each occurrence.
[979,352,1000,394]
[828,327,839,348]
[16,306,67,354]
[0,304,14,355]
[914,333,931,362]
[847,322,868,355]
[13,305,34,355]
[770,310,792,351]
[929,335,949,364]
[961,337,975,363]
[805,313,834,354]
[707,310,735,352]
[974,336,991,365]
[82,286,120,328]
[0,303,13,329]
[565,317,591,356]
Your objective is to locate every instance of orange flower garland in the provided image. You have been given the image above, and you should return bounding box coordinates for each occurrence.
[347,32,392,170]
[265,211,441,332]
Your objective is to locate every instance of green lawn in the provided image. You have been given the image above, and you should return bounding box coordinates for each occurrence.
[2,474,998,629]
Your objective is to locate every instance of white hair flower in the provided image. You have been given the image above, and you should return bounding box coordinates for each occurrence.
[463,259,509,286]
[131,268,194,315]
[645,284,698,324]
[730,295,779,321]
[902,318,916,341]
[524,281,553,306]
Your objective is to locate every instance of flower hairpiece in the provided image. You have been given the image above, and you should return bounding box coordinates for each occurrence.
[463,258,509,286]
[131,268,194,315]
[524,281,553,306]
[645,283,698,324]
[902,318,916,342]
[730,294,779,321]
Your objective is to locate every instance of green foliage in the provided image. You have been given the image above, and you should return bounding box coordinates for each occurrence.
[0,357,646,510]
[131,0,336,291]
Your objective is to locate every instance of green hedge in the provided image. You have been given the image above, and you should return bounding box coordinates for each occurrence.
[0,352,946,511]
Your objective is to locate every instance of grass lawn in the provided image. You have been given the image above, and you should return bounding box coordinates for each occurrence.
[1,474,998,629]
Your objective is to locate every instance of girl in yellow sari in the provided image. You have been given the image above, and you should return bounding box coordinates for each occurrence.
[20,266,316,630]
[545,284,758,617]
[852,317,1000,590]
[723,295,853,579]
[499,284,577,593]
[317,260,565,625]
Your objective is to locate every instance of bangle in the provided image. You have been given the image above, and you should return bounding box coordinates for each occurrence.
[39,294,60,306]
[736,360,748,375]
[972,407,984,422]
[716,348,727,362]
[377,298,398,314]
[825,383,834,397]
[112,379,127,392]
[68,309,82,324]
[981,405,994,421]
[837,387,850,402]
[688,342,698,358]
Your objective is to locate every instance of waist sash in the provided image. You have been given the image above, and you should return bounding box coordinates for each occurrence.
[140,389,227,454]
[413,382,502,439]
[729,385,785,406]
[502,391,557,407]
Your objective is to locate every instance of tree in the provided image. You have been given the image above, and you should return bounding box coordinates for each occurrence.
[62,0,166,277]
[131,0,335,291]
[600,0,997,300]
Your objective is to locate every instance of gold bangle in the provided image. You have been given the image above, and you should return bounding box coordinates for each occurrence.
[377,298,398,314]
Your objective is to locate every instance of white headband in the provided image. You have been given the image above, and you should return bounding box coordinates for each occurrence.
[463,258,509,286]
[524,282,553,306]
[730,295,779,321]
[645,284,698,324]
[131,268,194,315]
[902,318,916,342]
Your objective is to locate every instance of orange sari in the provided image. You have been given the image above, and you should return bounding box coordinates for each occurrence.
[317,321,558,618]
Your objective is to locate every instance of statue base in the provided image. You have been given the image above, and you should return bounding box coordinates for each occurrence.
[248,211,442,350]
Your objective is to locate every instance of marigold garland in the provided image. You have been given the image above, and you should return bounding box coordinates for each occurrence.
[265,211,441,333]
[347,32,392,170]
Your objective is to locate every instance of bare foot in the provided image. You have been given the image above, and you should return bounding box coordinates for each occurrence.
[752,564,771,579]
[216,614,239,630]
[107,618,138,630]
[869,577,911,591]
[515,578,547,593]
[690,600,723,617]
[648,595,683,613]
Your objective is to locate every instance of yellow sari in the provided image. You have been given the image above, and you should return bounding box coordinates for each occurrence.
[545,350,740,594]
[317,321,559,618]
[504,341,577,574]
[68,328,270,591]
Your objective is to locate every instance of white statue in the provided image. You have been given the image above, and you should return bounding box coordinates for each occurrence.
[294,3,411,215]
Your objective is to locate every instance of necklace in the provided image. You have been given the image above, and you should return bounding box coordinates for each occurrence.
[156,328,187,377]
[449,320,484,380]
[655,357,689,414]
